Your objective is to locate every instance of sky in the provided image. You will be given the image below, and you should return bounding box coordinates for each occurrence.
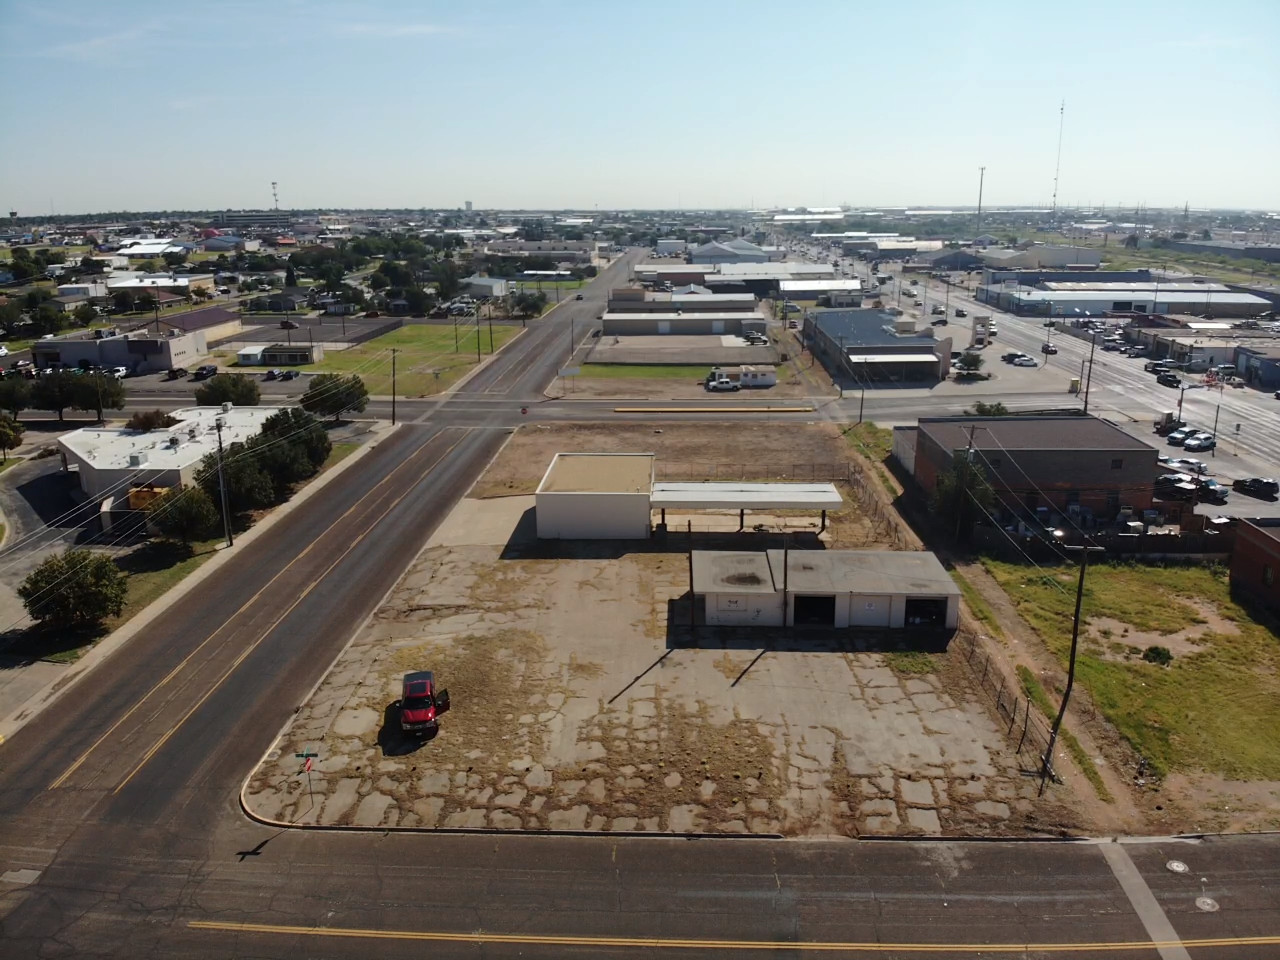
[1,0,1277,214]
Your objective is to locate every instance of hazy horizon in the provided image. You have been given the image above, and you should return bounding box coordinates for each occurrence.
[1,0,1277,214]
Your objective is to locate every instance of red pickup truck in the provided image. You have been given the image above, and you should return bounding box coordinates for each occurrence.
[399,671,450,735]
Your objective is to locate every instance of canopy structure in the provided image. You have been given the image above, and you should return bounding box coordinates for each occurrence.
[651,482,843,511]
[845,354,939,364]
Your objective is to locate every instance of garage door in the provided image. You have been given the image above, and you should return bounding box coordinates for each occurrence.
[793,594,835,626]
[904,597,948,628]
[850,594,891,627]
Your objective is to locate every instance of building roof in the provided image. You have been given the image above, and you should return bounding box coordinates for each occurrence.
[58,406,281,475]
[156,305,239,332]
[690,549,960,596]
[918,416,1156,453]
[1239,518,1280,549]
[651,482,842,511]
[1013,289,1270,307]
[536,453,654,494]
[812,309,940,349]
[601,311,769,323]
[779,279,863,293]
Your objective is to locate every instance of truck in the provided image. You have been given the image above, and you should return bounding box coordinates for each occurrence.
[1153,411,1186,435]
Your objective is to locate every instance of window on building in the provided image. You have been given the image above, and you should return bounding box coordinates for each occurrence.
[1265,565,1275,588]
[1111,458,1124,469]
[1112,301,1133,312]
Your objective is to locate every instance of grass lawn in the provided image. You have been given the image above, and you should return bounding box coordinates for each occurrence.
[320,441,361,472]
[304,323,520,395]
[0,457,23,475]
[984,559,1280,779]
[1017,665,1113,802]
[842,421,895,493]
[580,364,709,380]
[514,279,587,292]
[952,570,1004,640]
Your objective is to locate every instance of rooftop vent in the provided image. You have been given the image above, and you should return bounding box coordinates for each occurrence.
[128,453,148,468]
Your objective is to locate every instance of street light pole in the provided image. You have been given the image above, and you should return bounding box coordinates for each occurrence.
[214,416,234,548]
[391,348,397,426]
[1082,332,1098,414]
[1039,543,1105,794]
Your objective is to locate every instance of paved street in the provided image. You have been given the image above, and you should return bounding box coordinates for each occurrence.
[0,252,1277,957]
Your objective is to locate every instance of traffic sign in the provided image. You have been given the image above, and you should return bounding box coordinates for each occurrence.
[294,752,318,759]
[304,757,313,773]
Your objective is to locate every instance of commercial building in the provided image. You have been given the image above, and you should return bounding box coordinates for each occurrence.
[600,311,768,336]
[983,284,1271,318]
[872,239,944,260]
[32,330,209,375]
[1235,342,1280,390]
[464,275,510,298]
[607,288,758,313]
[778,279,863,303]
[202,235,260,253]
[655,238,687,255]
[1230,519,1280,615]
[57,404,280,500]
[56,281,109,300]
[209,210,292,229]
[115,239,195,260]
[236,343,323,366]
[689,239,769,264]
[107,273,216,295]
[908,248,986,272]
[978,245,1102,270]
[906,416,1159,523]
[693,550,960,630]
[803,308,952,383]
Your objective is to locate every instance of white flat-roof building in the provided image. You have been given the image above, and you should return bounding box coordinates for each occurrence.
[58,405,281,500]
[693,549,960,630]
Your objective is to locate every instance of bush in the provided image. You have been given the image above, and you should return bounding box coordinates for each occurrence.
[1142,645,1173,666]
[126,409,179,432]
[194,373,261,407]
[19,548,127,629]
[148,486,218,543]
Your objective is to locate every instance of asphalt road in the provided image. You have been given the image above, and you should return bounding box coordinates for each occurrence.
[1,249,1278,957]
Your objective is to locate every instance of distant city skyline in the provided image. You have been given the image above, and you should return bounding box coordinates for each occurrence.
[1,0,1277,213]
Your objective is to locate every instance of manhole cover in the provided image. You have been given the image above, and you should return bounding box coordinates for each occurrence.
[1196,897,1219,912]
[1166,860,1189,874]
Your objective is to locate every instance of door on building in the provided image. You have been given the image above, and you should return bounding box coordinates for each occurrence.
[904,597,948,629]
[850,595,891,627]
[793,594,836,626]
[711,320,725,334]
[658,321,671,334]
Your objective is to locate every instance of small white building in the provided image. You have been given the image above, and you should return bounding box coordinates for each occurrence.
[464,275,510,298]
[656,238,687,255]
[57,405,281,500]
[56,281,109,299]
[693,550,960,630]
[535,453,655,540]
[709,364,777,387]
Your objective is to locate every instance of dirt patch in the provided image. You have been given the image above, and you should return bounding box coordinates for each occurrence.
[1085,600,1239,662]
[472,421,853,499]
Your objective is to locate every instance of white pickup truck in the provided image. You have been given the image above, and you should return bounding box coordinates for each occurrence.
[706,377,740,392]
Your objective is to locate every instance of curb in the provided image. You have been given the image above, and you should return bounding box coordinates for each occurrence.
[0,421,400,745]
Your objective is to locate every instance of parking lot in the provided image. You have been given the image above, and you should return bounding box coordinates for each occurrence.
[215,313,400,349]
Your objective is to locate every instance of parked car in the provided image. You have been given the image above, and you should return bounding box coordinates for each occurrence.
[706,377,740,392]
[1012,356,1038,367]
[1154,473,1198,500]
[1167,457,1208,474]
[398,671,450,735]
[1165,428,1194,445]
[1001,352,1025,363]
[193,364,218,380]
[1156,372,1181,388]
[955,308,967,318]
[913,299,924,307]
[1197,479,1229,503]
[109,366,128,379]
[574,293,583,300]
[166,366,188,380]
[1041,342,1058,354]
[1183,433,1216,452]
[930,317,948,326]
[279,369,299,381]
[1232,477,1279,498]
[931,304,944,315]
[264,369,279,380]
[280,319,299,329]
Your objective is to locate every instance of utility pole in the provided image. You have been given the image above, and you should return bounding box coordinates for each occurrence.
[1082,332,1098,414]
[214,416,234,548]
[1039,543,1105,795]
[391,348,397,425]
[956,425,978,541]
[1050,101,1065,219]
[974,166,986,241]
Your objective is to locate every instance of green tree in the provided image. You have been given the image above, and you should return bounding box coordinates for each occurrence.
[31,303,65,337]
[513,291,548,317]
[931,456,995,542]
[965,401,1008,416]
[1199,228,1212,240]
[135,293,157,313]
[300,373,368,420]
[30,371,80,421]
[72,303,97,326]
[194,373,261,406]
[112,290,135,314]
[162,251,186,268]
[0,413,23,460]
[0,301,24,339]
[368,272,389,291]
[78,255,106,275]
[147,486,218,543]
[247,434,314,500]
[260,407,330,471]
[71,373,125,422]
[0,377,31,418]
[18,548,127,630]
[126,409,179,431]
[196,441,275,515]
[955,351,984,372]
[1123,233,1139,250]
[285,264,298,288]
[431,260,461,299]
[139,259,158,272]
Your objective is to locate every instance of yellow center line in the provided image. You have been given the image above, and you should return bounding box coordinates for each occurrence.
[110,430,468,796]
[186,921,1280,954]
[46,427,453,791]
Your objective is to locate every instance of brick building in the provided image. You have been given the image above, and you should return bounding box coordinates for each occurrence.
[1230,519,1280,615]
[911,416,1159,526]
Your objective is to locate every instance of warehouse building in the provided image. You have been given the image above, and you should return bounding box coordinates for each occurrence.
[600,311,769,336]
[803,308,952,384]
[33,330,209,375]
[693,549,960,630]
[778,278,863,304]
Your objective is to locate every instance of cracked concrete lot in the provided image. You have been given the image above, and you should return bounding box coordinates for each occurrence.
[246,496,1078,836]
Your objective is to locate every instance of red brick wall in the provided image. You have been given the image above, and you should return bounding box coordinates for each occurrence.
[1231,523,1280,614]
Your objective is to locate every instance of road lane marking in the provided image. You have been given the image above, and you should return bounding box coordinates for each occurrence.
[612,406,815,414]
[1100,842,1193,960]
[187,921,1280,953]
[47,427,451,791]
[111,430,469,795]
